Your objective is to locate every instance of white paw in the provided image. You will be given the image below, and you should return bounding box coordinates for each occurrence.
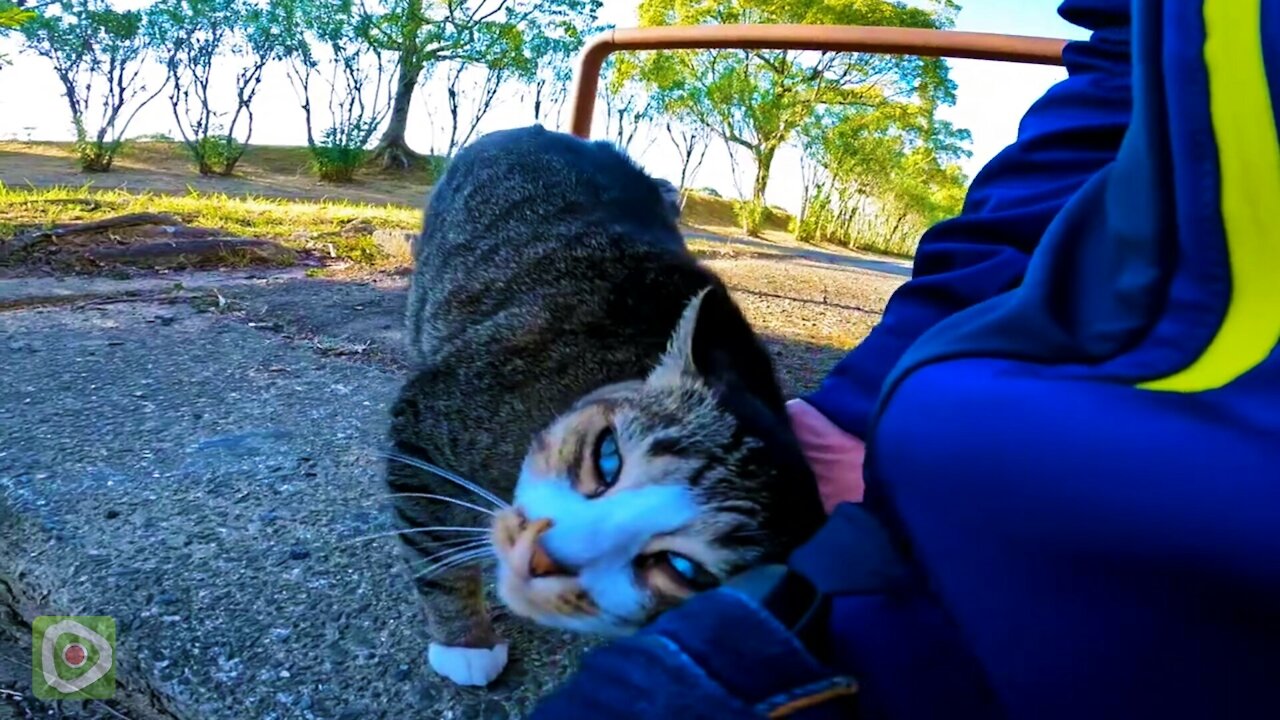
[427,642,509,686]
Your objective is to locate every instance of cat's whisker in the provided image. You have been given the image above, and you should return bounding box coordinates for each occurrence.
[384,492,496,517]
[338,526,491,546]
[380,450,509,510]
[415,548,495,580]
[407,541,492,571]
[415,535,496,550]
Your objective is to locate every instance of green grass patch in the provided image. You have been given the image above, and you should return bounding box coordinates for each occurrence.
[0,183,420,265]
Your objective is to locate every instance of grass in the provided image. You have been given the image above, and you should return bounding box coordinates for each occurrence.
[7,139,441,187]
[2,139,918,271]
[0,183,421,265]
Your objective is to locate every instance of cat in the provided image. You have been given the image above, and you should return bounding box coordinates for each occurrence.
[385,124,826,688]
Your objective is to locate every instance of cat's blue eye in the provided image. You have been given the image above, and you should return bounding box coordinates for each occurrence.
[657,552,717,591]
[668,553,698,581]
[594,428,623,490]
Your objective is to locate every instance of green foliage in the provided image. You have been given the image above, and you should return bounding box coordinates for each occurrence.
[523,10,602,124]
[794,91,970,254]
[21,0,165,172]
[280,0,393,181]
[362,0,601,162]
[733,198,766,236]
[0,1,35,31]
[630,0,963,212]
[1,182,421,266]
[193,136,245,174]
[0,0,36,66]
[147,0,295,176]
[309,121,379,182]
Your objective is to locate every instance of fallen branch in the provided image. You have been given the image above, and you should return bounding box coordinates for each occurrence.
[0,213,183,260]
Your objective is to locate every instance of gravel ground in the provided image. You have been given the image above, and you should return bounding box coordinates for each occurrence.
[0,251,906,720]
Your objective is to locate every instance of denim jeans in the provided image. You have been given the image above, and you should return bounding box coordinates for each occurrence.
[528,580,858,719]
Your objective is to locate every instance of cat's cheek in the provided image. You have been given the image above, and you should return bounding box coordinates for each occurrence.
[427,643,509,686]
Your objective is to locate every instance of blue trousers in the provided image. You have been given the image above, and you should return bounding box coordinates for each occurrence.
[531,0,1280,716]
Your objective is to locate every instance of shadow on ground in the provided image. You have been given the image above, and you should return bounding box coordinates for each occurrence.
[0,267,862,720]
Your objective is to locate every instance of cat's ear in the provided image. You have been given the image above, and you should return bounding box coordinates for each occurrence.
[647,287,710,386]
[646,285,787,413]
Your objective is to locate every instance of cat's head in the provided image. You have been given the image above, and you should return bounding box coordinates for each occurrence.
[491,286,825,635]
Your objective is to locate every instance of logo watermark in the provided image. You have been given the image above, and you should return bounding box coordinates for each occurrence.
[32,616,116,700]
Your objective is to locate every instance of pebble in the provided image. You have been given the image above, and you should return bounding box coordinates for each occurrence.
[288,546,311,561]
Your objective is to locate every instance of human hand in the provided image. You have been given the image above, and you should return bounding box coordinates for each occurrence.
[786,399,866,513]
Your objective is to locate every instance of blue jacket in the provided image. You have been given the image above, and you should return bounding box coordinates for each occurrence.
[531,0,1280,717]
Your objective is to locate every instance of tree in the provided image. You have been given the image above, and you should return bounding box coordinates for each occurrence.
[22,0,166,171]
[285,0,395,181]
[148,0,294,175]
[795,103,970,253]
[665,117,711,207]
[441,19,534,156]
[630,0,961,209]
[363,0,600,170]
[600,54,657,155]
[522,13,598,127]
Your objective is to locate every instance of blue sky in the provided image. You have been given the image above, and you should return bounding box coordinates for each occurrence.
[0,0,1088,212]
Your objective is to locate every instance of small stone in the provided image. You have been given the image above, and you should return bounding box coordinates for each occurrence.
[287,546,310,561]
[104,509,120,519]
[155,592,180,606]
[392,664,411,682]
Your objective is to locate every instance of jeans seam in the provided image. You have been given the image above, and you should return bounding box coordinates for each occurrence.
[755,676,859,718]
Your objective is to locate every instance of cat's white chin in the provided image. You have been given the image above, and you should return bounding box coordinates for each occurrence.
[427,643,509,686]
[495,563,638,636]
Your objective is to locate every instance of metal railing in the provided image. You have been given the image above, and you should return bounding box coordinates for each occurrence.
[568,24,1068,139]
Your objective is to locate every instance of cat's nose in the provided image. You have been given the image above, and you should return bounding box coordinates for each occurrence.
[526,518,572,578]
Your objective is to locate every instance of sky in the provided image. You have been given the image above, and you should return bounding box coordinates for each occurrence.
[0,0,1089,213]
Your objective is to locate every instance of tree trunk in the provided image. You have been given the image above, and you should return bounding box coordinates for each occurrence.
[751,143,779,205]
[370,60,428,171]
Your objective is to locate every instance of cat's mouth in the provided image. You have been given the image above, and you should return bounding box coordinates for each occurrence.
[491,509,614,631]
[491,510,571,580]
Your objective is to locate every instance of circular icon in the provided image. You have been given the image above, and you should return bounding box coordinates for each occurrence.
[62,643,88,668]
[40,620,113,694]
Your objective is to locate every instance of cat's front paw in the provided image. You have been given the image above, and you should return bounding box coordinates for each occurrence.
[427,642,509,686]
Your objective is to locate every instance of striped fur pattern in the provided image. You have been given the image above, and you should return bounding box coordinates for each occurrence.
[386,125,825,677]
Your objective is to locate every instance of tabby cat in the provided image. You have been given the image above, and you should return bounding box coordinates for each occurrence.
[385,125,825,687]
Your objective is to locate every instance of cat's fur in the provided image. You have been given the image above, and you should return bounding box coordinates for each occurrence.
[386,125,825,686]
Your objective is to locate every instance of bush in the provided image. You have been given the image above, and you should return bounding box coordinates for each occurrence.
[72,120,120,172]
[733,198,766,237]
[191,136,245,176]
[307,122,379,183]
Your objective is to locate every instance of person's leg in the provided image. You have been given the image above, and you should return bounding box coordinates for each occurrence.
[849,0,1280,716]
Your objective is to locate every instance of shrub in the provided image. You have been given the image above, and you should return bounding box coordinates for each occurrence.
[191,135,244,176]
[308,123,375,183]
[733,198,766,237]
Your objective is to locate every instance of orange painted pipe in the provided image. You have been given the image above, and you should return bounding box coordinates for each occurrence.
[568,24,1069,138]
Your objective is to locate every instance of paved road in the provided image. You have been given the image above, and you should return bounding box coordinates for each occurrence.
[0,239,904,719]
[0,273,588,720]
